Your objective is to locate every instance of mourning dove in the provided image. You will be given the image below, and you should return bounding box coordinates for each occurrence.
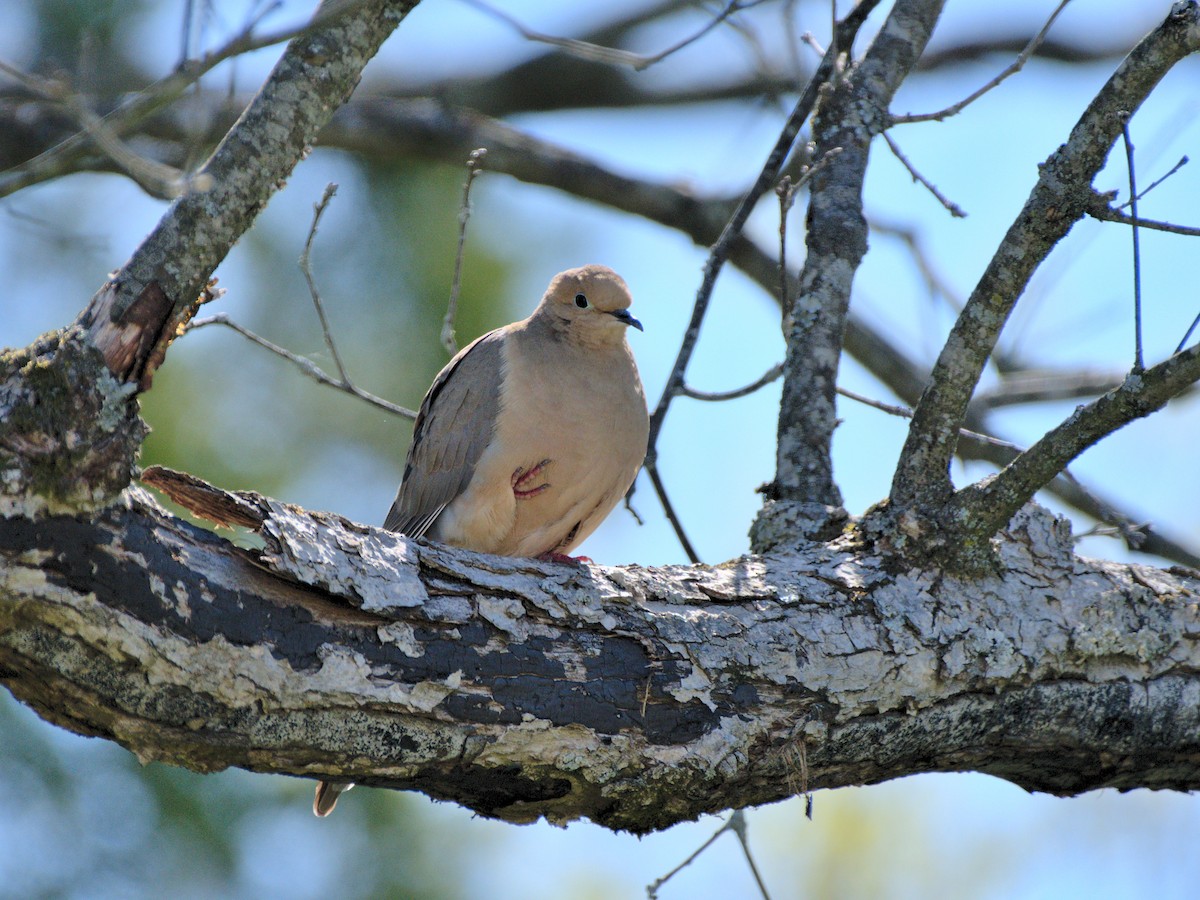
[314,263,648,816]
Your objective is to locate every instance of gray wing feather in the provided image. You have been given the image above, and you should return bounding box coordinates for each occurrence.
[383,329,505,537]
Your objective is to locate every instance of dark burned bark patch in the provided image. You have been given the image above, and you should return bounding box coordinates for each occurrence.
[1,509,335,670]
[391,763,572,816]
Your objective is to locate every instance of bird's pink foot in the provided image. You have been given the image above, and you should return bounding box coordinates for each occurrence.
[512,459,552,499]
[537,551,592,565]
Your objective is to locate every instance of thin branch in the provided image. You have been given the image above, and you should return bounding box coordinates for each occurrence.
[1087,198,1200,237]
[441,148,486,357]
[882,132,967,217]
[648,810,772,900]
[972,368,1126,409]
[777,175,796,312]
[681,364,783,402]
[948,342,1200,544]
[644,464,700,565]
[300,183,350,384]
[1116,154,1189,209]
[838,386,1024,452]
[1177,311,1200,355]
[460,0,766,72]
[892,0,1073,125]
[1121,116,1145,373]
[187,314,416,419]
[727,810,773,900]
[1072,520,1151,548]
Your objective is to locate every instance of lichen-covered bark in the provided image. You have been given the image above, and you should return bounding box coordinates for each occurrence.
[764,0,944,537]
[0,329,143,517]
[3,487,1199,834]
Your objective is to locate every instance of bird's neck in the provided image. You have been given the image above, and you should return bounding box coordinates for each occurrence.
[526,310,627,352]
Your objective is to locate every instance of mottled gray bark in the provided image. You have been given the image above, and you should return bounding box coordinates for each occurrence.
[769,0,945,523]
[2,484,1198,835]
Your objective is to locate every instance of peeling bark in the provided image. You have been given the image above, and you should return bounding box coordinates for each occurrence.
[3,485,1199,834]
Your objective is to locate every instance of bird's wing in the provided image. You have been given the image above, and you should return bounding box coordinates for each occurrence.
[383,329,505,537]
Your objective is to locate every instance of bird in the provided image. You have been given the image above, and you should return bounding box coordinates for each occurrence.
[314,264,649,816]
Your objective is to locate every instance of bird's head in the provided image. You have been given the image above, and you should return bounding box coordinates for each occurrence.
[537,264,643,345]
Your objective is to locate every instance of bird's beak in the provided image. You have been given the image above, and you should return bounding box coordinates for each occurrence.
[608,308,644,331]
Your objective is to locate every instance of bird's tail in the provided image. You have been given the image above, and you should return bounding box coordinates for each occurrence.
[313,780,354,817]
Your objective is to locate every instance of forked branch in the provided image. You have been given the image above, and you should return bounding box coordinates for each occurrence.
[890,2,1200,514]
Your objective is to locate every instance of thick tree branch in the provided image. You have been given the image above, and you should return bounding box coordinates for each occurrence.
[766,0,944,533]
[2,484,1199,835]
[890,1,1200,514]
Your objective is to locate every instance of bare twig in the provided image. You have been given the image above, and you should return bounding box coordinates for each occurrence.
[681,364,783,402]
[622,491,645,527]
[442,148,487,357]
[187,314,416,418]
[1072,520,1151,547]
[1087,200,1200,237]
[727,810,772,900]
[644,464,700,565]
[461,0,767,72]
[1176,311,1200,355]
[837,387,1023,452]
[972,368,1126,408]
[882,132,966,217]
[1117,154,1189,209]
[647,810,772,900]
[777,175,797,312]
[300,183,352,383]
[892,0,1073,125]
[1121,116,1145,373]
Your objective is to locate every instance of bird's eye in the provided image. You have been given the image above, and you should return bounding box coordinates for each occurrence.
[574,293,589,309]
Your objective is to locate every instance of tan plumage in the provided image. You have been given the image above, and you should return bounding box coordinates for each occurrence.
[314,264,648,817]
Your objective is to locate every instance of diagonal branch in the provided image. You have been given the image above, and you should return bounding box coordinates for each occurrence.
[890,2,1200,514]
[893,0,1072,125]
[947,344,1200,545]
[77,0,421,390]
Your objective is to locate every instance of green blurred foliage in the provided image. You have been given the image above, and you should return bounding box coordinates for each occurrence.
[139,159,515,508]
